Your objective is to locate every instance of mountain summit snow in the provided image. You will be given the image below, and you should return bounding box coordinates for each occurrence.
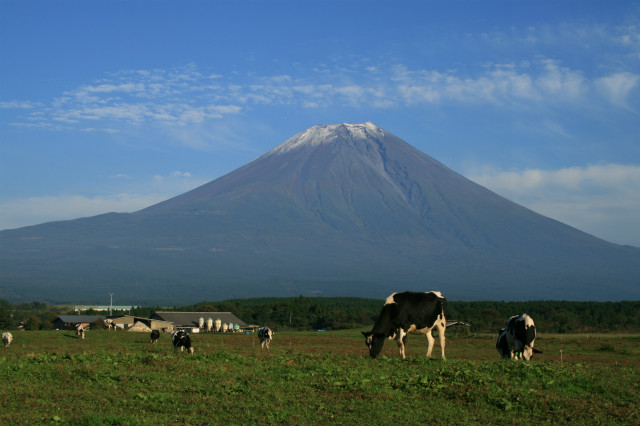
[266,122,386,155]
[1,123,639,304]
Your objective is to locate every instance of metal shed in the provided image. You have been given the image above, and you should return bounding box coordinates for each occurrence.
[53,315,105,330]
[110,316,173,332]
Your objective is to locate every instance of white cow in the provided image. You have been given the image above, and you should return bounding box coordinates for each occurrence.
[75,324,85,339]
[104,319,114,330]
[2,332,13,347]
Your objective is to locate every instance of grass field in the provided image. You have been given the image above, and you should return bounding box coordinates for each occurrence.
[1,329,638,425]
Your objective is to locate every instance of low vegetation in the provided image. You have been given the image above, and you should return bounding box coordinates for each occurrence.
[1,329,638,425]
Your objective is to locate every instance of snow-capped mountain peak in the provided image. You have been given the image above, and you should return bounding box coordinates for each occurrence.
[268,122,385,156]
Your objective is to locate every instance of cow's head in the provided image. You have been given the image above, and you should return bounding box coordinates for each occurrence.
[496,328,510,358]
[362,331,385,358]
[520,345,542,360]
[187,346,195,354]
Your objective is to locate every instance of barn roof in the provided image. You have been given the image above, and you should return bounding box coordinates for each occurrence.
[56,315,105,323]
[150,311,247,327]
[110,316,171,325]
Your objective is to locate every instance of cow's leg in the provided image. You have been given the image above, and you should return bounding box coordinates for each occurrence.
[396,329,407,359]
[425,330,435,358]
[436,317,446,360]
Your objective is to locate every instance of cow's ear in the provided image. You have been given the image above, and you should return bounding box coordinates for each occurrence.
[362,331,371,337]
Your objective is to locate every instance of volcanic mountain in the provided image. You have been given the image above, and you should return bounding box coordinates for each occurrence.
[1,122,638,304]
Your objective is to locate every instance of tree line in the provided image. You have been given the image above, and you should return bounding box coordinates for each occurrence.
[2,297,639,333]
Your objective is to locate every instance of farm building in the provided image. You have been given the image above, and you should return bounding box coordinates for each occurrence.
[110,316,173,333]
[150,311,248,332]
[74,305,135,313]
[53,315,105,330]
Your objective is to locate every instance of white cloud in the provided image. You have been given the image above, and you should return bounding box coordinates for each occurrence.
[466,163,640,246]
[0,100,40,109]
[595,72,640,108]
[390,60,589,107]
[3,59,637,145]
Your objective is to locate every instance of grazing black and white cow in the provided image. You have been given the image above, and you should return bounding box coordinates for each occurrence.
[75,324,85,339]
[2,332,13,347]
[150,330,160,344]
[362,291,447,359]
[104,319,114,331]
[171,330,194,354]
[257,327,273,349]
[496,314,542,360]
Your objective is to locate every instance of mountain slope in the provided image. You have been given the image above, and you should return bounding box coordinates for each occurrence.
[1,122,638,304]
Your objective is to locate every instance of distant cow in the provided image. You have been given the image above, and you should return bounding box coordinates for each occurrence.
[171,330,194,354]
[257,327,273,349]
[150,330,160,343]
[104,319,114,330]
[75,324,85,339]
[2,332,13,347]
[496,314,542,360]
[362,291,447,359]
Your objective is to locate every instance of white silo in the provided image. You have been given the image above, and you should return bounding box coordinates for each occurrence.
[215,318,222,332]
[206,317,213,332]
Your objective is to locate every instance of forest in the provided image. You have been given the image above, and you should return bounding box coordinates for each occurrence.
[3,296,639,333]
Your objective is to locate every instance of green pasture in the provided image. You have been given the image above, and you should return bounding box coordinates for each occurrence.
[1,329,638,425]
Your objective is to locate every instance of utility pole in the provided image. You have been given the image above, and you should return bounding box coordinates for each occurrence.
[109,293,113,316]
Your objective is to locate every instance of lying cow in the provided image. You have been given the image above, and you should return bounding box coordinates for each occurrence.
[496,314,542,360]
[150,330,160,344]
[171,330,194,354]
[2,332,13,347]
[362,291,447,359]
[257,327,273,349]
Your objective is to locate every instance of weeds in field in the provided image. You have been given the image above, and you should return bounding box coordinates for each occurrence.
[0,331,638,425]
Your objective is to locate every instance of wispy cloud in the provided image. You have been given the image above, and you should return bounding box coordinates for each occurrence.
[0,100,41,109]
[595,72,639,109]
[390,60,589,106]
[466,163,640,246]
[4,56,637,138]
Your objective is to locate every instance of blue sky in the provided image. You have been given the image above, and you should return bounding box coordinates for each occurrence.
[1,1,639,246]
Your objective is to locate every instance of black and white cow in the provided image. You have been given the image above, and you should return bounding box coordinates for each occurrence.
[75,324,85,339]
[171,330,194,354]
[150,329,160,344]
[2,332,13,347]
[362,291,447,359]
[257,327,273,349]
[104,319,114,331]
[496,314,542,360]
